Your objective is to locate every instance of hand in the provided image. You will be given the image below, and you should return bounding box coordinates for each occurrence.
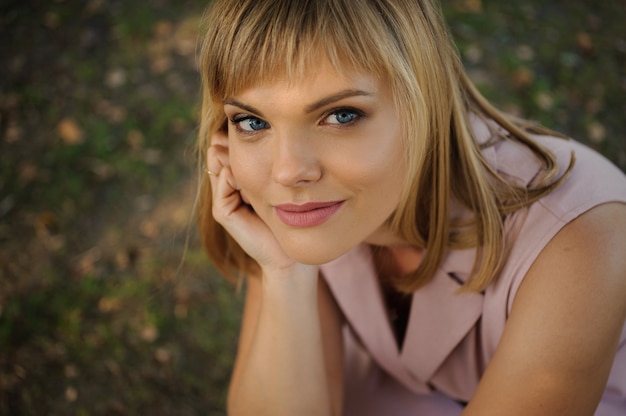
[207,130,315,277]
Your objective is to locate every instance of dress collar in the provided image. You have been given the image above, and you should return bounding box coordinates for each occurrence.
[321,244,483,389]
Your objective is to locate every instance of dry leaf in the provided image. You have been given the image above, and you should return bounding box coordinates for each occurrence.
[127,129,144,151]
[105,68,127,88]
[140,325,159,343]
[154,21,173,39]
[98,297,122,313]
[535,92,554,110]
[587,121,606,143]
[105,360,121,376]
[155,347,172,364]
[57,117,84,144]
[36,211,59,235]
[151,55,173,74]
[76,247,101,276]
[18,162,39,184]
[516,45,535,61]
[466,0,482,13]
[65,386,78,403]
[174,304,188,319]
[577,32,594,53]
[457,0,482,13]
[5,122,22,143]
[64,364,78,379]
[512,67,535,88]
[140,220,160,238]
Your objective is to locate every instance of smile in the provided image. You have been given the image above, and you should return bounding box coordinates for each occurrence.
[274,201,345,227]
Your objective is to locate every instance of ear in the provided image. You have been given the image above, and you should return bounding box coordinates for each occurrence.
[210,128,229,147]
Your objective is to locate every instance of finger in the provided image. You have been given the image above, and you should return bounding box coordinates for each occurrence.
[206,131,230,178]
[211,166,247,225]
[211,167,267,248]
[206,145,224,177]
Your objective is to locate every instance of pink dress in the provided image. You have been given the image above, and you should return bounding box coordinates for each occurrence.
[320,122,626,415]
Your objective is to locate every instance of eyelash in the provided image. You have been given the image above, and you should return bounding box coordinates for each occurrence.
[229,115,268,134]
[322,107,365,127]
[229,107,365,136]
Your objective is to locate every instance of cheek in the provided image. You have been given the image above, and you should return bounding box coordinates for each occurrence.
[229,145,266,200]
[352,128,405,185]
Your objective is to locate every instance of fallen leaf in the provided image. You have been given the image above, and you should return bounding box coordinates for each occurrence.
[65,386,78,403]
[14,365,26,379]
[98,297,122,313]
[535,92,554,110]
[5,122,22,143]
[155,347,172,364]
[154,21,173,39]
[512,67,535,88]
[105,68,127,88]
[105,360,121,376]
[36,211,59,235]
[57,117,84,145]
[76,247,101,276]
[140,325,159,343]
[151,55,173,73]
[18,162,39,184]
[127,129,144,151]
[463,44,483,64]
[577,32,594,53]
[456,0,482,13]
[587,121,606,143]
[516,45,535,61]
[174,304,188,319]
[64,364,78,379]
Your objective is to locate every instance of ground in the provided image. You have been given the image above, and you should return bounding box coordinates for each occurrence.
[0,0,624,414]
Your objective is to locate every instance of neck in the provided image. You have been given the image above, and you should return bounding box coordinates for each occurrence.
[371,244,422,277]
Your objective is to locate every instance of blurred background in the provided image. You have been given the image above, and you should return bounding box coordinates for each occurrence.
[1,0,624,414]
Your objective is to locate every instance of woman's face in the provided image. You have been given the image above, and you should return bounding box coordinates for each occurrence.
[223,59,408,265]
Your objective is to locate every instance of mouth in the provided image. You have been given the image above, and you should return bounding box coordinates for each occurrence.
[274,201,345,227]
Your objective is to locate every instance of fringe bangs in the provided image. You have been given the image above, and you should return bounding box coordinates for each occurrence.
[201,0,408,103]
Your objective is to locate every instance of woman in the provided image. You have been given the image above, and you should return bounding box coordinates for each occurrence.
[197,0,626,414]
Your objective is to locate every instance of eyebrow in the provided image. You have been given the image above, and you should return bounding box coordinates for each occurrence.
[223,89,374,117]
[222,99,263,117]
[304,89,374,114]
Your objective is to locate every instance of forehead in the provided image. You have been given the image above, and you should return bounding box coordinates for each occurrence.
[224,47,373,96]
[226,55,383,103]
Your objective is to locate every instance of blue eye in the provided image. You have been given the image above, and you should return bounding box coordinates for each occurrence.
[232,116,269,132]
[325,109,360,125]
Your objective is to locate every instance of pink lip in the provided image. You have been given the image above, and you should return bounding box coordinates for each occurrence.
[274,201,345,227]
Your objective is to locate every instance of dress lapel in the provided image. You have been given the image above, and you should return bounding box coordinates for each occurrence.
[322,244,484,391]
[400,252,484,383]
[321,244,398,361]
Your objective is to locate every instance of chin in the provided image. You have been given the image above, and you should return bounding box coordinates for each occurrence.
[280,239,355,266]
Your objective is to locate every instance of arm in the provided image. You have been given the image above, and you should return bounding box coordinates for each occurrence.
[227,272,344,416]
[464,202,626,415]
[207,132,344,416]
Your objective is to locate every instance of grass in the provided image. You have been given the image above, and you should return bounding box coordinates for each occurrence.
[444,0,626,166]
[1,0,624,414]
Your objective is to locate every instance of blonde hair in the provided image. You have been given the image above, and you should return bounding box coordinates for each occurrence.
[196,0,571,293]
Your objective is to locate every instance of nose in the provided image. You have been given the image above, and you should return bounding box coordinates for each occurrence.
[271,133,322,187]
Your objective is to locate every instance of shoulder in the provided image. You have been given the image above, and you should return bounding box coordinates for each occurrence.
[518,201,626,314]
[465,202,626,415]
[511,201,626,390]
[485,135,626,309]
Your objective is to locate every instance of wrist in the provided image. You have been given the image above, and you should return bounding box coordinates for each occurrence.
[261,262,319,281]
